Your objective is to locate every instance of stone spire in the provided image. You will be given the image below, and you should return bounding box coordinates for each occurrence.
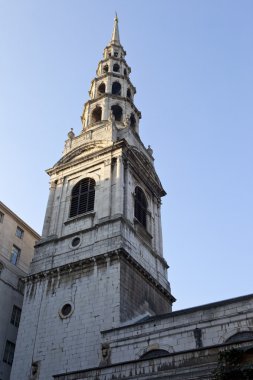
[111,13,120,45]
[80,16,141,134]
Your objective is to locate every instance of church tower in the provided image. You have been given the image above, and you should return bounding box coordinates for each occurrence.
[11,17,175,380]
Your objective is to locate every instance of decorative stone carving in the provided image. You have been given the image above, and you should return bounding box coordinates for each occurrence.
[67,128,75,140]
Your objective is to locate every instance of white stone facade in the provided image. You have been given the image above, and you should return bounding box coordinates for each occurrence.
[10,16,174,380]
[10,16,253,380]
[53,294,253,379]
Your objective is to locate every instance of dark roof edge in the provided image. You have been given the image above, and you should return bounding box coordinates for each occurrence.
[102,293,253,333]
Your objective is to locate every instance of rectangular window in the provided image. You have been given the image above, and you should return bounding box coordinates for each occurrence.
[15,226,24,239]
[10,305,22,328]
[10,245,21,265]
[0,211,4,223]
[17,278,25,294]
[3,340,15,366]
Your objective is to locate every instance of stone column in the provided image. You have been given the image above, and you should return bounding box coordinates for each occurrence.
[42,181,57,238]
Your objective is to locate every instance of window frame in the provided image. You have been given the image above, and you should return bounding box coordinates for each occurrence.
[134,186,148,229]
[10,305,22,328]
[10,245,21,266]
[15,226,24,239]
[0,211,4,223]
[3,340,15,366]
[17,278,25,295]
[69,178,96,218]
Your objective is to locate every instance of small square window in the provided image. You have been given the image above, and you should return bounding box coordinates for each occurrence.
[10,245,21,265]
[16,226,24,239]
[0,211,4,223]
[3,340,15,366]
[10,305,22,328]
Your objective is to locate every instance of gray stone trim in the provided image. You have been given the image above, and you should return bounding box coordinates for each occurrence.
[53,340,253,379]
[24,248,175,302]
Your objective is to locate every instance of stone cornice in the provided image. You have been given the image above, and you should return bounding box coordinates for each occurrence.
[24,248,175,302]
[98,55,130,70]
[0,201,40,240]
[84,93,141,118]
[34,214,169,270]
[92,72,136,94]
[47,140,125,174]
[54,340,253,379]
[124,147,166,198]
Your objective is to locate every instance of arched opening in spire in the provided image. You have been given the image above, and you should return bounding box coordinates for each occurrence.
[134,186,147,228]
[124,68,127,76]
[127,88,132,100]
[111,105,122,122]
[112,82,121,96]
[91,106,102,123]
[113,63,120,73]
[97,83,105,96]
[130,113,136,129]
[103,64,108,73]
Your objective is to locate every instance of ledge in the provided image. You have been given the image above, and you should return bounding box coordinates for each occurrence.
[64,211,95,225]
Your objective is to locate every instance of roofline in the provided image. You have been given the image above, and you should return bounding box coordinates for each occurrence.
[0,201,41,239]
[102,293,253,333]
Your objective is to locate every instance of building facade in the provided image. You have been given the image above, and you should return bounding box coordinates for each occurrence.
[11,17,253,380]
[0,202,40,380]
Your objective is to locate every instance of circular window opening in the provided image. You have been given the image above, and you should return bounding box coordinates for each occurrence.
[59,302,74,319]
[62,304,72,316]
[72,237,80,247]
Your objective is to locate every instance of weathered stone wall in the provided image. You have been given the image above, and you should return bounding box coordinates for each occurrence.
[53,340,253,380]
[101,294,253,365]
[10,257,121,380]
[120,258,171,322]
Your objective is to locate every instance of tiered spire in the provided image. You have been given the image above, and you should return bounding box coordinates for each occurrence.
[80,15,141,134]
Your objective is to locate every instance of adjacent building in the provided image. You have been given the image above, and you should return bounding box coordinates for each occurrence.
[0,202,40,380]
[10,17,253,380]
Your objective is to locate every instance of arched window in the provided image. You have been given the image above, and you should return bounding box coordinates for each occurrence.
[91,106,102,123]
[226,332,253,344]
[103,64,108,73]
[134,187,147,228]
[70,178,95,217]
[112,82,121,96]
[113,63,120,72]
[124,68,127,76]
[127,88,131,100]
[97,83,105,96]
[130,113,136,128]
[140,349,169,360]
[111,105,123,121]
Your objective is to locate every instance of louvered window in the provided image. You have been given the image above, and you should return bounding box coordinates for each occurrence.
[70,178,95,218]
[134,187,147,228]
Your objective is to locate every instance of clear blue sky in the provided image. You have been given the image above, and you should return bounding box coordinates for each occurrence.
[1,1,253,311]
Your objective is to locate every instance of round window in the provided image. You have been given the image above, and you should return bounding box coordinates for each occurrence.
[59,303,74,319]
[71,237,80,247]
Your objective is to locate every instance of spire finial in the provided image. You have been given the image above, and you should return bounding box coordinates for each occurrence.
[111,13,120,44]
